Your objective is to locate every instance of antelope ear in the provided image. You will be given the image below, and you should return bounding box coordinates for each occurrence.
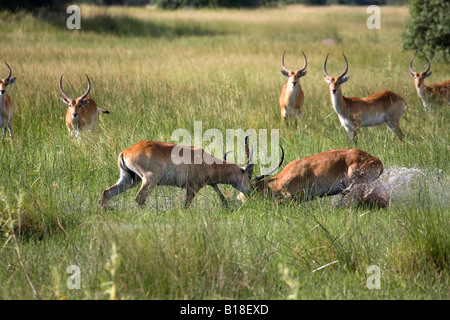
[424,71,432,78]
[281,70,290,77]
[298,71,307,78]
[60,97,70,105]
[80,99,89,106]
[338,75,350,85]
[5,77,16,86]
[324,77,331,84]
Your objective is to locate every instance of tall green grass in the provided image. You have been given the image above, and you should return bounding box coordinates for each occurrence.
[0,5,448,300]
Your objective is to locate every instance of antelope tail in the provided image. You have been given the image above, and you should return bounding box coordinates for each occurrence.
[98,107,110,114]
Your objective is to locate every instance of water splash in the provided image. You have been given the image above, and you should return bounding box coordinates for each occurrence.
[380,166,447,202]
[340,166,449,209]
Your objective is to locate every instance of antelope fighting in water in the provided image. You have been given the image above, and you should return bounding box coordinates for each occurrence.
[100,139,256,209]
[240,144,386,208]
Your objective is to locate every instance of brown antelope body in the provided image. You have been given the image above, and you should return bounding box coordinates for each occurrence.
[0,63,16,141]
[100,140,256,208]
[323,54,405,142]
[279,51,307,127]
[409,56,450,111]
[59,74,109,137]
[252,148,383,202]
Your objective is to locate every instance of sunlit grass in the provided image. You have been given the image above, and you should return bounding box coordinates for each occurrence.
[0,5,448,300]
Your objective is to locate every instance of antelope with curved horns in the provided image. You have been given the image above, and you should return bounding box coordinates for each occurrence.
[59,74,109,137]
[0,62,16,142]
[323,53,405,142]
[279,50,307,127]
[408,56,450,111]
[243,148,384,205]
[100,139,256,209]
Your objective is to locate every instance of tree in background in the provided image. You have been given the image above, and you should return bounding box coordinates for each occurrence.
[0,0,412,11]
[0,0,62,11]
[403,0,450,60]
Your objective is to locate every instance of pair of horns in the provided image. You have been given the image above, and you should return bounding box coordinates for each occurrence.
[59,74,91,101]
[409,56,431,75]
[281,51,307,74]
[223,135,285,182]
[323,53,348,79]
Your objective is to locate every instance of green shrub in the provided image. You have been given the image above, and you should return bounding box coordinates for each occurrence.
[403,0,450,59]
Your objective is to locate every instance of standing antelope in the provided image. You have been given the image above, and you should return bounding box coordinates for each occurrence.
[279,51,307,127]
[100,140,255,209]
[408,56,450,111]
[59,74,109,137]
[249,148,384,205]
[0,63,16,142]
[323,54,405,142]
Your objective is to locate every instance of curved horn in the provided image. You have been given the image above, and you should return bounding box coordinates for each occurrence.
[297,50,307,73]
[59,74,72,102]
[79,74,91,100]
[323,53,331,77]
[338,53,349,79]
[223,151,233,162]
[244,135,254,164]
[409,56,416,75]
[244,135,254,179]
[4,62,12,81]
[423,56,431,74]
[252,145,285,182]
[281,51,291,74]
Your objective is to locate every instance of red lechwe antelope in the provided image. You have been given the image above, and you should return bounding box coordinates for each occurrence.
[244,147,384,207]
[100,139,262,209]
[59,74,109,137]
[0,62,16,142]
[323,53,405,142]
[279,50,307,127]
[408,56,450,111]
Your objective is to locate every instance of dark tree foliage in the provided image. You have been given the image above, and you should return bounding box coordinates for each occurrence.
[403,0,450,59]
[302,0,327,5]
[0,0,411,12]
[154,0,263,8]
[101,0,151,4]
[326,0,387,4]
[0,0,64,11]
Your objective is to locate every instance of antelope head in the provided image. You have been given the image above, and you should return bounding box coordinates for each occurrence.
[223,136,255,193]
[0,63,16,96]
[59,74,91,121]
[323,53,350,95]
[409,56,432,88]
[281,51,307,88]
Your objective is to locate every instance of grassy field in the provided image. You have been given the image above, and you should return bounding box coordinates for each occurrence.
[0,5,449,300]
